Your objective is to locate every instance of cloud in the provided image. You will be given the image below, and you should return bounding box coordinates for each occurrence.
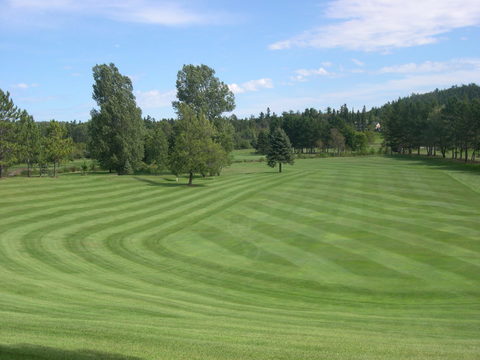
[136,89,176,109]
[269,0,480,52]
[291,67,330,82]
[4,0,231,27]
[378,58,480,74]
[12,83,39,89]
[351,59,364,66]
[228,78,273,94]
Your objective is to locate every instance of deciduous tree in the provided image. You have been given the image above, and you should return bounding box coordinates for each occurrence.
[172,64,235,120]
[169,104,228,185]
[89,63,144,174]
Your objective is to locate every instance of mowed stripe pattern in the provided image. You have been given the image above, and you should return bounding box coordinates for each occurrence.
[0,157,479,360]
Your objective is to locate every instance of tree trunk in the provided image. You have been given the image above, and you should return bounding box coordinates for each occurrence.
[53,162,56,177]
[188,172,193,185]
[465,147,468,163]
[0,165,3,178]
[279,162,282,173]
[27,162,31,177]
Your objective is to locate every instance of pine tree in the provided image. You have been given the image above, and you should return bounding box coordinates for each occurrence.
[18,110,40,177]
[0,90,21,178]
[266,128,294,173]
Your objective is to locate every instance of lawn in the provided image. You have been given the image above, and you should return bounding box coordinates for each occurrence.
[0,156,479,359]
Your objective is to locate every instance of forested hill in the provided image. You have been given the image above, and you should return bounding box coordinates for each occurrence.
[379,84,480,161]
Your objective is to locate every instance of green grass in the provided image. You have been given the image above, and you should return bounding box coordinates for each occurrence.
[231,148,264,162]
[0,156,479,359]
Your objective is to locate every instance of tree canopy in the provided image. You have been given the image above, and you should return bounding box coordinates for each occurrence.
[172,64,235,120]
[169,104,228,185]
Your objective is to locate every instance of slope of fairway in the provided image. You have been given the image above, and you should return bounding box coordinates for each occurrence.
[1,156,479,360]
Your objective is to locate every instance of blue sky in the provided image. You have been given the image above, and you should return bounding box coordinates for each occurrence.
[1,0,480,122]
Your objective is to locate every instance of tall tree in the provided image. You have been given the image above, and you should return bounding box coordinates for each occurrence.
[172,64,235,120]
[0,90,21,178]
[266,128,294,173]
[144,122,169,172]
[44,120,73,177]
[169,104,228,185]
[255,129,270,154]
[17,110,41,177]
[89,63,144,174]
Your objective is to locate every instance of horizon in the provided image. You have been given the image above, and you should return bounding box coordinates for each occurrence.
[1,0,480,121]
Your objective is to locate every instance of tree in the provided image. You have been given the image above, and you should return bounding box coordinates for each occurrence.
[89,63,144,174]
[172,64,235,120]
[17,110,40,177]
[0,90,21,178]
[255,129,270,154]
[330,128,345,155]
[169,104,228,185]
[266,128,294,173]
[144,122,169,172]
[44,120,73,177]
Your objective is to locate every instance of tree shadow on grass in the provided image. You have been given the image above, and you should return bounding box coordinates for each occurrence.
[133,176,206,187]
[0,344,143,360]
[386,155,480,174]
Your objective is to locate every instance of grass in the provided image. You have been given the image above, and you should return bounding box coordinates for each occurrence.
[0,156,479,359]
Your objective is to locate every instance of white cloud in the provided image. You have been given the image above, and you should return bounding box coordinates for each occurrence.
[378,58,480,74]
[291,67,330,82]
[229,78,273,94]
[136,89,176,109]
[12,83,39,89]
[5,0,230,26]
[351,59,364,67]
[269,0,480,52]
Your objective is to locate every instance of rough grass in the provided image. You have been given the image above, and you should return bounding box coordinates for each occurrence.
[0,156,479,359]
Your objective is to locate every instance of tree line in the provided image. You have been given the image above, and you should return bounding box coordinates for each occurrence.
[2,62,479,180]
[380,84,480,162]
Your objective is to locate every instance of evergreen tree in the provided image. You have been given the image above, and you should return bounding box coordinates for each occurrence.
[0,90,21,178]
[266,128,294,173]
[17,110,40,177]
[89,63,144,174]
[169,104,228,185]
[255,130,270,154]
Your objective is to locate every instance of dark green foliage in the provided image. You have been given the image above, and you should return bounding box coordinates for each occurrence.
[172,64,235,120]
[169,104,228,185]
[17,110,41,177]
[255,129,270,154]
[381,84,480,161]
[89,63,144,174]
[266,128,294,172]
[144,122,169,172]
[0,90,21,177]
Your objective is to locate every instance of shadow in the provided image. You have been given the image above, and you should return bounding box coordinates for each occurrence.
[0,344,143,360]
[132,176,206,187]
[386,155,480,174]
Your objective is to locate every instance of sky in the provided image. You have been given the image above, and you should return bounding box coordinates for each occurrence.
[1,0,480,122]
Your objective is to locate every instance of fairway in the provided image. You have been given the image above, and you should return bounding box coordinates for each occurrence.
[0,156,479,360]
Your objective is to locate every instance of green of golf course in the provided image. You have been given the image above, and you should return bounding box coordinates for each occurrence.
[1,156,479,359]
